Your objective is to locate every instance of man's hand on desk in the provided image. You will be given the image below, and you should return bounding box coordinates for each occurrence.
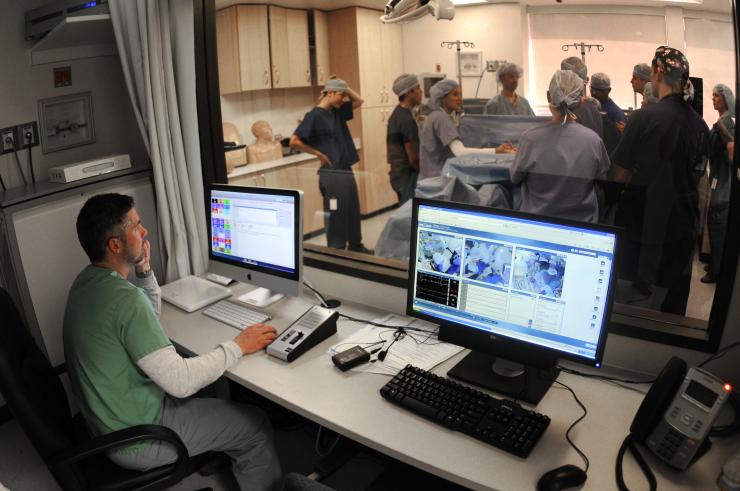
[234,323,278,355]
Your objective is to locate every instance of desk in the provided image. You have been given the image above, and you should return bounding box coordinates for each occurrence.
[160,283,739,490]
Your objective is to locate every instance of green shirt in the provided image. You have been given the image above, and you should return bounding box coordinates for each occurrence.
[63,265,171,447]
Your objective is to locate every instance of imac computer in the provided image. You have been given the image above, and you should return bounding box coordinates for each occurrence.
[407,198,620,404]
[208,184,303,307]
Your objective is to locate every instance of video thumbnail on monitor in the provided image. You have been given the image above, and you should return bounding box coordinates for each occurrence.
[512,248,566,298]
[417,231,463,275]
[463,239,513,286]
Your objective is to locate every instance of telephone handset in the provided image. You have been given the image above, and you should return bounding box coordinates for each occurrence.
[616,356,732,490]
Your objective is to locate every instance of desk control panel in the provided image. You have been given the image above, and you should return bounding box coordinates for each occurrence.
[381,365,550,458]
[267,305,338,362]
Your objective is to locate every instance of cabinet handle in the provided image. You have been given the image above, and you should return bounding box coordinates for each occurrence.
[306,69,310,82]
[260,174,266,186]
[319,67,324,83]
[273,65,279,84]
[264,70,269,86]
[252,177,258,185]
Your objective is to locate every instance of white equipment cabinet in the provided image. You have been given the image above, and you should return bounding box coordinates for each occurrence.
[0,166,162,367]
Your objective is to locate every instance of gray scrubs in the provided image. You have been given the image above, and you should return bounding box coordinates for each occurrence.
[510,122,610,223]
[420,109,460,179]
[484,94,535,116]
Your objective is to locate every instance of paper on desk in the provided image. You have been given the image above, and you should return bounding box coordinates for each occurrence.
[329,314,463,375]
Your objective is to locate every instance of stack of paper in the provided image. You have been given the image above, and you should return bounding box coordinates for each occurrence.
[329,314,463,375]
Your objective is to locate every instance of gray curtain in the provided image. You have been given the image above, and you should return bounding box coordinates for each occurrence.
[110,0,207,282]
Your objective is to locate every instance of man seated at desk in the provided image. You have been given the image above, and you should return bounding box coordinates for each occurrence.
[63,193,282,491]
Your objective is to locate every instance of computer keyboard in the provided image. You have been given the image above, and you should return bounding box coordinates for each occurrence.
[202,299,271,329]
[380,365,550,458]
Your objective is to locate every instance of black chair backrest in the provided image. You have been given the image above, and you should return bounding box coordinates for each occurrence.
[0,287,75,460]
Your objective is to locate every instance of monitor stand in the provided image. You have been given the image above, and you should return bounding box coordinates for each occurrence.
[447,352,559,405]
[238,287,284,308]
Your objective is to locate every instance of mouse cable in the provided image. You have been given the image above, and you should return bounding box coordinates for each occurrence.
[557,365,655,385]
[337,312,436,334]
[553,379,590,473]
[698,340,740,368]
[302,279,329,308]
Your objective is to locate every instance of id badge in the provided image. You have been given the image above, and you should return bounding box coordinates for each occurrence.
[711,178,718,190]
[329,198,338,211]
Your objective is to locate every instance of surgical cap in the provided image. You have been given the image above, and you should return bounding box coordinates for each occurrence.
[323,78,348,94]
[392,73,420,96]
[561,56,588,81]
[497,62,523,83]
[643,82,660,104]
[633,63,652,82]
[429,79,459,109]
[652,46,690,99]
[714,83,736,117]
[549,69,584,124]
[590,73,611,90]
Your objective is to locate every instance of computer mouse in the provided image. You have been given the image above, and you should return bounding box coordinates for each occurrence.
[536,465,587,491]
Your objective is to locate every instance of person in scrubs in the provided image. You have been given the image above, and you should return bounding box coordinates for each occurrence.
[631,63,652,98]
[560,56,603,139]
[703,83,735,283]
[419,79,515,179]
[509,70,610,223]
[484,63,535,116]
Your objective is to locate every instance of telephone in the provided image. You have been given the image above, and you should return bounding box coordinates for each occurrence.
[266,305,338,362]
[616,357,734,490]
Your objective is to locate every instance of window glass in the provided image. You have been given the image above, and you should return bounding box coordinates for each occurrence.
[215,1,736,332]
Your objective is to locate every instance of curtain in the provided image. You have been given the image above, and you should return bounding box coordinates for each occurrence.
[109,0,207,282]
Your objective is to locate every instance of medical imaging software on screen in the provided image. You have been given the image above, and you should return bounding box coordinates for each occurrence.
[411,204,617,361]
[210,189,296,275]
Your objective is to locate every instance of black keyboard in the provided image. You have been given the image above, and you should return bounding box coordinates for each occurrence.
[380,365,550,458]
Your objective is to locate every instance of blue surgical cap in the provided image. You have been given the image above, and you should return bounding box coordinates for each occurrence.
[714,83,735,117]
[429,79,459,109]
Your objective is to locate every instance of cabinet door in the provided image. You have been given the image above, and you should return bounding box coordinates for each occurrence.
[356,8,384,107]
[294,159,324,234]
[381,23,403,106]
[269,6,289,88]
[286,9,311,87]
[216,7,240,95]
[313,10,330,86]
[237,5,271,91]
[358,107,397,214]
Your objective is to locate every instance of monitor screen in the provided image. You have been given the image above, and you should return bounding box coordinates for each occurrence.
[407,199,618,367]
[209,185,300,282]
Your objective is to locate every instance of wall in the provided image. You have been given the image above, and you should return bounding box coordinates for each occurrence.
[0,0,147,190]
[400,3,526,102]
[219,88,317,146]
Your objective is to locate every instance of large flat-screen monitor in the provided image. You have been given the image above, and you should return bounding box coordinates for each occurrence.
[407,198,619,404]
[208,184,303,307]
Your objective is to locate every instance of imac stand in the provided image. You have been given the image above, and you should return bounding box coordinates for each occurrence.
[238,287,284,308]
[447,352,559,405]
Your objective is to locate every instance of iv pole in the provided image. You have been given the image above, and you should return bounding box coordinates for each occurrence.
[441,40,475,91]
[561,41,604,63]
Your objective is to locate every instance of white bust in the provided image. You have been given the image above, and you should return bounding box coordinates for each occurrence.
[247,120,282,164]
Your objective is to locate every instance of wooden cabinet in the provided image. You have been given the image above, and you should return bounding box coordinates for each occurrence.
[216,5,271,94]
[269,6,311,88]
[327,7,404,215]
[216,5,310,93]
[312,10,331,86]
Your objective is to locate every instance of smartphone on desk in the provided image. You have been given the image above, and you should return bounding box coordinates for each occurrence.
[266,305,338,362]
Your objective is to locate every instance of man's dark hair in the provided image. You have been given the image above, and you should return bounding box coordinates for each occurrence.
[76,193,135,262]
[399,93,407,103]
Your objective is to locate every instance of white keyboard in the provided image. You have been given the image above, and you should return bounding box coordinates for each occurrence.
[202,300,271,329]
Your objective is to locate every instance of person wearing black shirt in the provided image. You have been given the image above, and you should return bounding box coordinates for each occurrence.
[611,46,710,315]
[387,73,422,204]
[290,78,372,254]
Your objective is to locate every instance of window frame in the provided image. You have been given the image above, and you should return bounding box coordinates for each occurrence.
[193,0,739,354]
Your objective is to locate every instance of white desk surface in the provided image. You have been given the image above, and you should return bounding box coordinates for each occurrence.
[160,283,740,491]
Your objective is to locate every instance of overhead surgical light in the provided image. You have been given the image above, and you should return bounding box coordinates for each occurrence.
[380,0,455,24]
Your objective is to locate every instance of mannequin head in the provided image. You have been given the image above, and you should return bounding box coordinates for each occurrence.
[251,121,274,142]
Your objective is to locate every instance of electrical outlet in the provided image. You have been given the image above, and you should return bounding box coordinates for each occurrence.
[486,60,498,72]
[16,121,39,149]
[1,128,15,154]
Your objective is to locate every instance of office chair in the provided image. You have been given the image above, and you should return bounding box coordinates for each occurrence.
[0,287,218,490]
[282,473,334,491]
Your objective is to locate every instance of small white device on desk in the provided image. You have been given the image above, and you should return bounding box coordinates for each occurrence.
[48,154,131,183]
[161,275,231,313]
[267,305,338,362]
